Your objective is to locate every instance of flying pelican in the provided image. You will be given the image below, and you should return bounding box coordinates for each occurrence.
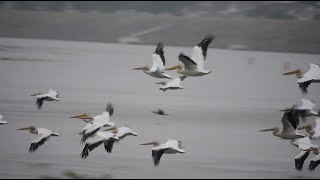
[155,76,187,92]
[298,117,320,139]
[80,130,119,159]
[165,34,214,76]
[31,89,60,109]
[259,105,306,140]
[17,126,60,153]
[69,103,116,143]
[304,147,320,171]
[281,98,319,121]
[152,109,168,116]
[290,136,318,171]
[133,42,172,79]
[0,114,7,125]
[140,139,185,166]
[283,63,320,94]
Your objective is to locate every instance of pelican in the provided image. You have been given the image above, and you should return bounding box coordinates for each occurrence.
[298,117,320,139]
[290,136,318,171]
[283,63,320,94]
[259,105,306,140]
[165,34,214,76]
[140,139,185,166]
[31,89,60,109]
[155,76,187,92]
[152,109,168,116]
[0,114,7,125]
[80,130,119,159]
[69,103,116,143]
[133,42,172,79]
[304,147,320,171]
[281,98,319,121]
[17,126,60,153]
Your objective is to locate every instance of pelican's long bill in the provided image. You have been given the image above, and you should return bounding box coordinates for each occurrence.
[17,126,33,130]
[132,67,145,70]
[103,127,117,131]
[282,69,300,75]
[298,125,311,130]
[30,92,43,96]
[155,82,166,85]
[140,141,156,145]
[258,127,277,132]
[165,65,181,71]
[69,113,92,120]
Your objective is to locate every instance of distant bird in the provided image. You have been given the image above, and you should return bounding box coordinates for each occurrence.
[140,139,185,166]
[290,136,318,171]
[282,98,319,121]
[165,34,214,76]
[283,63,320,94]
[0,114,7,125]
[298,117,320,139]
[80,130,119,159]
[17,126,60,153]
[259,105,306,140]
[69,103,116,143]
[31,89,60,109]
[155,76,187,92]
[133,42,172,79]
[152,109,168,116]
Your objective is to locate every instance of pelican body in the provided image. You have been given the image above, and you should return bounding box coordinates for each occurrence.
[259,105,306,140]
[133,42,171,79]
[155,76,187,92]
[0,114,7,125]
[165,35,214,77]
[283,64,320,94]
[31,89,60,109]
[17,126,60,153]
[140,139,185,166]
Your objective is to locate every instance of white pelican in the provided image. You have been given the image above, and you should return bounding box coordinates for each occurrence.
[80,131,119,159]
[17,126,60,153]
[304,147,320,171]
[259,105,306,140]
[165,34,214,76]
[31,89,60,109]
[69,103,116,143]
[290,136,318,171]
[0,114,7,125]
[282,98,319,121]
[152,109,168,116]
[133,42,172,79]
[140,139,185,166]
[298,117,320,139]
[283,63,320,94]
[155,76,187,92]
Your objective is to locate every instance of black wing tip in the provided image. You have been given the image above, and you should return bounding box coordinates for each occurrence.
[80,144,89,159]
[308,161,318,171]
[106,102,114,116]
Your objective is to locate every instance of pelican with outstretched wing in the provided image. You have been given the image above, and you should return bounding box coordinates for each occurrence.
[155,76,187,92]
[0,114,7,125]
[283,63,320,94]
[152,109,168,116]
[31,89,60,109]
[140,139,185,167]
[133,42,172,79]
[70,103,116,143]
[17,126,60,153]
[282,98,319,121]
[259,105,306,140]
[165,35,214,76]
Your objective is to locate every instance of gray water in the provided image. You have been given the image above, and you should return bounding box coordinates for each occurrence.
[0,37,319,178]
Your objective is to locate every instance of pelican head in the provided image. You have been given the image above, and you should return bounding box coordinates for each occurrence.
[298,124,313,131]
[258,127,279,132]
[140,140,159,146]
[165,64,183,71]
[133,66,149,71]
[17,126,37,134]
[282,69,302,76]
